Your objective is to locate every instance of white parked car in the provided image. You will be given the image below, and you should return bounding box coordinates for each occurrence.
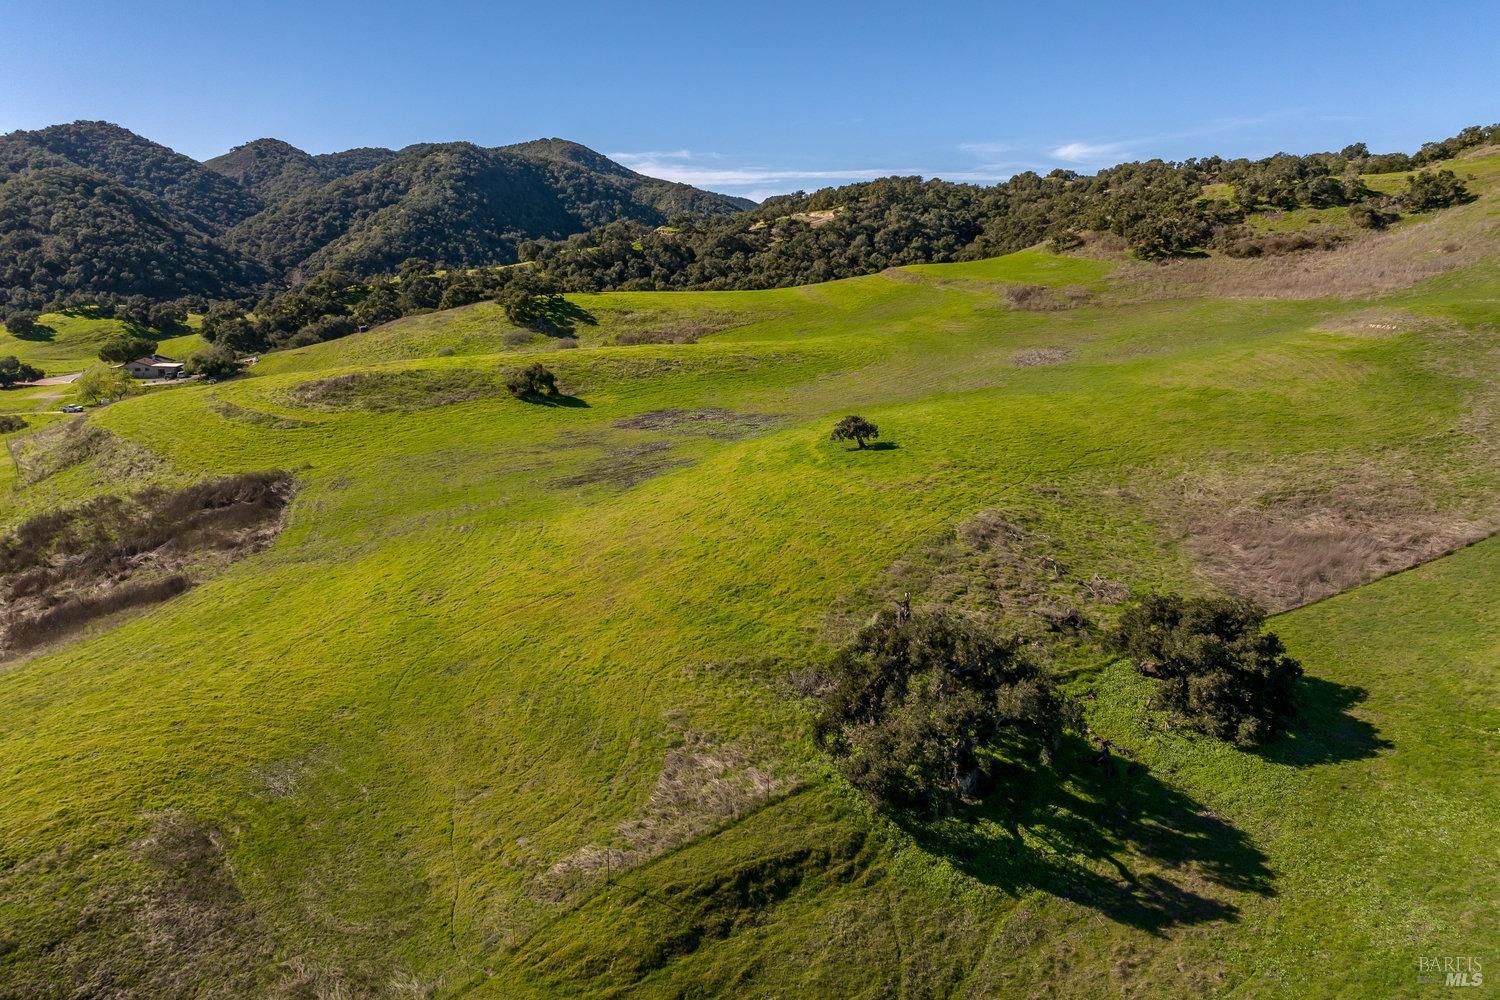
[61,404,84,413]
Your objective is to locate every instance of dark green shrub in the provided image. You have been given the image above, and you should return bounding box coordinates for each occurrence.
[98,333,157,363]
[185,344,244,380]
[505,362,559,400]
[1046,230,1083,253]
[1402,169,1472,212]
[813,610,1063,813]
[1112,593,1301,745]
[3,311,40,337]
[1349,200,1399,229]
[0,356,43,388]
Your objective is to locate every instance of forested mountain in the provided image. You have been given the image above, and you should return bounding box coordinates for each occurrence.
[0,121,262,230]
[0,122,753,313]
[0,166,269,306]
[500,138,757,214]
[222,139,753,279]
[203,139,397,204]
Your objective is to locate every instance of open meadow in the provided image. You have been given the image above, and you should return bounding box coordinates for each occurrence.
[0,155,1496,998]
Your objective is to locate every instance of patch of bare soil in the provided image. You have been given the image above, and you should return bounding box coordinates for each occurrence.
[614,408,781,439]
[1005,283,1091,311]
[1152,458,1496,610]
[1011,346,1074,367]
[1110,196,1498,301]
[0,471,293,655]
[10,421,162,489]
[550,441,690,490]
[537,733,789,902]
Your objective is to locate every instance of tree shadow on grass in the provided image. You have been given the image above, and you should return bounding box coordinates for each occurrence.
[532,297,598,336]
[1252,676,1392,767]
[903,734,1274,935]
[519,392,590,408]
[9,323,54,342]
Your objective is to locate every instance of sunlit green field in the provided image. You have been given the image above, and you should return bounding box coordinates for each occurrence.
[0,310,206,376]
[0,180,1496,997]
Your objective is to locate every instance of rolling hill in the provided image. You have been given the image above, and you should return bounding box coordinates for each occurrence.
[0,120,263,231]
[221,139,754,279]
[0,146,1494,997]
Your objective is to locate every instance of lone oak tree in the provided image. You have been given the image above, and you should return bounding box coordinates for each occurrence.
[831,415,879,449]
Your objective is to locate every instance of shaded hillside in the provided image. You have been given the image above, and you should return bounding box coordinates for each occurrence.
[0,121,261,230]
[222,140,752,278]
[0,167,268,310]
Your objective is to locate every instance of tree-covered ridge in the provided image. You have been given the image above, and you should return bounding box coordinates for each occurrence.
[522,124,1497,292]
[0,123,752,315]
[0,120,1491,320]
[221,140,753,280]
[0,121,262,231]
[203,139,398,205]
[0,166,269,311]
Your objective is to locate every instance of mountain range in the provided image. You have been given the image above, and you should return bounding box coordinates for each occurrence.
[0,121,753,310]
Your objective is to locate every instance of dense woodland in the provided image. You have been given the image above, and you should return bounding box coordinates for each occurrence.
[0,124,748,316]
[0,121,1493,343]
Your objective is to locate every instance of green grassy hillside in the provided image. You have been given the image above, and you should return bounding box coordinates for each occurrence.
[0,309,206,375]
[0,170,1495,997]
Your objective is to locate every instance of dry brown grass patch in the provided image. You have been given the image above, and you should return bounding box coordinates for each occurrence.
[1110,196,1498,301]
[0,471,293,655]
[1004,283,1091,312]
[287,369,501,412]
[538,733,789,902]
[10,421,162,488]
[549,441,691,490]
[1312,308,1455,339]
[613,407,781,439]
[1011,346,1074,367]
[1153,460,1496,610]
[825,502,1145,646]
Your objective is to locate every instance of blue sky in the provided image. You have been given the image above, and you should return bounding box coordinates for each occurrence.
[3,0,1496,201]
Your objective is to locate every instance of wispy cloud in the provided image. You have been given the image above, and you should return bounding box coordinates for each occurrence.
[1050,141,1133,163]
[957,141,1012,155]
[609,149,954,198]
[1033,109,1370,168]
